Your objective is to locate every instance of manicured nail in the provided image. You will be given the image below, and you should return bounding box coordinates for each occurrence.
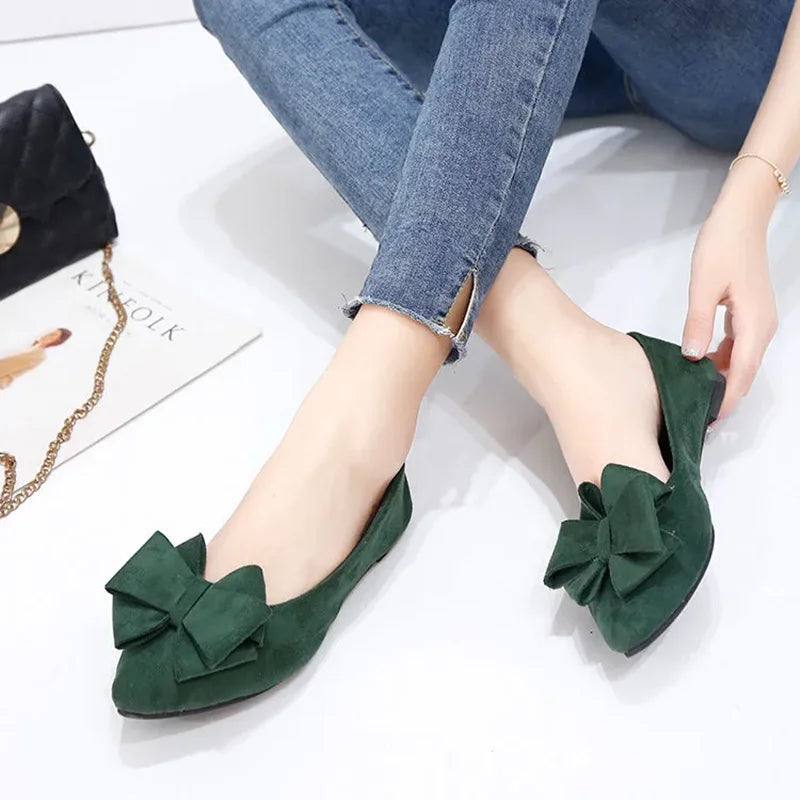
[682,343,702,358]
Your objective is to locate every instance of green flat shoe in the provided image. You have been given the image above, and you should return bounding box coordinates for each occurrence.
[543,333,726,656]
[105,468,412,718]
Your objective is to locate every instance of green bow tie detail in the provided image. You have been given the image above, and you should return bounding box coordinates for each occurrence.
[544,465,680,606]
[105,532,272,683]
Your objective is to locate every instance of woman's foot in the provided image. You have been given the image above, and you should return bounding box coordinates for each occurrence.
[204,303,456,603]
[531,323,670,486]
[204,394,409,604]
[477,248,669,487]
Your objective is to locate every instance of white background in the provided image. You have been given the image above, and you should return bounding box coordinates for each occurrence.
[0,0,194,42]
[2,17,799,800]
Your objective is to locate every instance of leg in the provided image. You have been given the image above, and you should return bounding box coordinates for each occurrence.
[194,0,458,598]
[357,3,667,488]
[352,1,666,488]
[353,0,599,358]
[194,0,600,599]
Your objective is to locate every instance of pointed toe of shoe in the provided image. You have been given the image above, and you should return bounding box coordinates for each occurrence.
[110,616,330,718]
[111,635,186,718]
[111,643,261,718]
[590,490,714,655]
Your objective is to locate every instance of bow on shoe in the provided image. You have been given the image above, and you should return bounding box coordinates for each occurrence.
[105,532,272,682]
[544,465,679,606]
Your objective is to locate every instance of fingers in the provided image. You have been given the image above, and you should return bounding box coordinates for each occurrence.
[715,302,777,419]
[708,308,734,372]
[717,329,763,419]
[708,336,733,373]
[682,275,718,360]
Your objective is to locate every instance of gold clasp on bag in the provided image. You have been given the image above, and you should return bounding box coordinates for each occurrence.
[0,203,21,255]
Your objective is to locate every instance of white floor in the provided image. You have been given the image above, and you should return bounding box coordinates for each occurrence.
[2,22,799,800]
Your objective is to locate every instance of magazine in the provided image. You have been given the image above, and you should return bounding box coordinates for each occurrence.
[0,250,261,481]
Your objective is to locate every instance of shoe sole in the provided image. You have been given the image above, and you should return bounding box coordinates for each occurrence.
[118,688,267,720]
[623,371,726,658]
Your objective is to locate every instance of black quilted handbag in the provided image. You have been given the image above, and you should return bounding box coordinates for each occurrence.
[0,84,118,299]
[0,84,127,518]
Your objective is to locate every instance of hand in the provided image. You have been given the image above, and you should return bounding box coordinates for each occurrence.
[681,187,778,420]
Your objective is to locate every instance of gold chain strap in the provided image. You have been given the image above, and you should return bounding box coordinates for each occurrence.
[0,244,127,519]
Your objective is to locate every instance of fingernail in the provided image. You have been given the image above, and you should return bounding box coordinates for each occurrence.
[682,343,703,358]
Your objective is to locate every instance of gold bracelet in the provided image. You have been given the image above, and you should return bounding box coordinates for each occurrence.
[729,153,791,195]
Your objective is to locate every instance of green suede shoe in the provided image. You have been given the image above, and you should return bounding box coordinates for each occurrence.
[106,468,412,718]
[544,333,726,656]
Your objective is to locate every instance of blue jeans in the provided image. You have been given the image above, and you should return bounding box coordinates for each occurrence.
[193,0,791,362]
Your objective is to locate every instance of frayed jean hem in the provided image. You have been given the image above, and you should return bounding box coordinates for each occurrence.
[342,234,539,365]
[342,295,467,364]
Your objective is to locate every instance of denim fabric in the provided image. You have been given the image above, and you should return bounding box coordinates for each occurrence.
[193,0,791,361]
[591,0,794,151]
